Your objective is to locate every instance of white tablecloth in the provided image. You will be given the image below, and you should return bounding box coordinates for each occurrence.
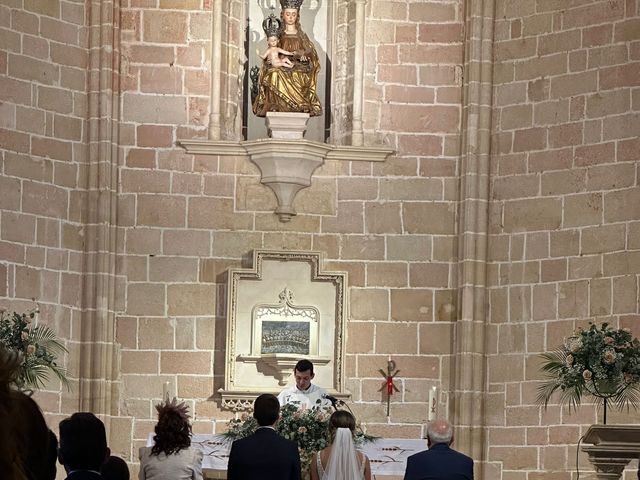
[148,434,426,476]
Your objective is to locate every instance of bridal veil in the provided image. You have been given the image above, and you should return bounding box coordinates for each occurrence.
[322,428,363,480]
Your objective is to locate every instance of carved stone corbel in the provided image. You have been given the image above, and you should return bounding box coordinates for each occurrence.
[581,425,640,479]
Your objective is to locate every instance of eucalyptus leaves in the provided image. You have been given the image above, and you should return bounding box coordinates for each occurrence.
[538,323,640,423]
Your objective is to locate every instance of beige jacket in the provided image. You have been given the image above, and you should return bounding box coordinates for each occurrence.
[139,446,203,480]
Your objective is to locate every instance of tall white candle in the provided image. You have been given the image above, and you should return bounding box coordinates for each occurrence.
[163,381,170,400]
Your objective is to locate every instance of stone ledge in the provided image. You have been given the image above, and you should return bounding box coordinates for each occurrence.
[178,138,393,222]
[177,139,393,163]
[581,424,640,480]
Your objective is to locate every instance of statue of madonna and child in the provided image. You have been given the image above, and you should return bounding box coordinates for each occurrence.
[252,0,322,118]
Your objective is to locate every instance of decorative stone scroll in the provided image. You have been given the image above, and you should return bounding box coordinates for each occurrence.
[219,249,348,411]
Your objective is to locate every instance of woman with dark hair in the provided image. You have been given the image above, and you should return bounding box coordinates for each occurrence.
[0,348,27,480]
[310,411,371,480]
[0,347,57,480]
[138,398,203,480]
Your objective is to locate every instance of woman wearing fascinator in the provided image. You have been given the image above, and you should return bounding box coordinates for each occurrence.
[252,0,322,117]
[310,411,371,480]
[139,398,203,480]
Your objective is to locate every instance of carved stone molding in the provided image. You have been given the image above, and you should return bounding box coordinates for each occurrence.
[219,249,348,411]
[581,425,640,480]
[243,137,332,222]
[178,138,392,162]
[178,137,392,222]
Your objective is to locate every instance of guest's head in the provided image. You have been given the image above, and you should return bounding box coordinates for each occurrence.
[0,347,26,480]
[427,419,454,447]
[253,393,280,427]
[151,398,192,456]
[101,455,130,480]
[58,412,110,472]
[328,410,356,442]
[0,347,20,386]
[1,347,56,480]
[294,359,314,391]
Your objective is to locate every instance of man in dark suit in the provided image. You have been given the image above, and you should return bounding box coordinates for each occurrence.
[58,412,111,480]
[404,419,474,480]
[227,393,301,480]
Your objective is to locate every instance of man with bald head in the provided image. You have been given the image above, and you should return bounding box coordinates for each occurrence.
[403,419,473,480]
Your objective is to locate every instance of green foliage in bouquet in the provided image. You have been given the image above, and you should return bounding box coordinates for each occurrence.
[225,402,375,469]
[0,309,69,391]
[537,323,640,419]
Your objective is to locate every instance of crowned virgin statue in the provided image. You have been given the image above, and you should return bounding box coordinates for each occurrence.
[252,0,322,117]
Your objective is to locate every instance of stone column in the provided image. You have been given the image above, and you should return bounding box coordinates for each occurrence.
[208,0,223,140]
[451,0,496,475]
[351,0,366,146]
[78,0,120,417]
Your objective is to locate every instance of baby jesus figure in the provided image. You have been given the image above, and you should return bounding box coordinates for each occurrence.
[261,35,294,68]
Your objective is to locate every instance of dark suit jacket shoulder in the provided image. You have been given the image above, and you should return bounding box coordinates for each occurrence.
[404,443,473,480]
[227,427,301,480]
[65,471,103,480]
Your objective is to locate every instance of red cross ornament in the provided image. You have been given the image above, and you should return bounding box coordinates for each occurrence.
[379,358,400,416]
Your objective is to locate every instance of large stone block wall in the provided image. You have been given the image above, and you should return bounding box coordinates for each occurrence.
[488,0,639,478]
[1,0,638,478]
[0,0,89,420]
[114,0,464,469]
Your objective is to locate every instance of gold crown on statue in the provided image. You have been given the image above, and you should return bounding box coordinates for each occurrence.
[262,13,282,38]
[280,0,304,9]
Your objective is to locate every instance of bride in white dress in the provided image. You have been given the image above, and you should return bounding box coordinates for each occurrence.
[310,411,371,480]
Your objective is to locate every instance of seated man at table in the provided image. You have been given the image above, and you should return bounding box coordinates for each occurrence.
[403,419,473,480]
[277,359,328,409]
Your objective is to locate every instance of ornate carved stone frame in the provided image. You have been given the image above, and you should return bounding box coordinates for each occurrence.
[219,249,349,411]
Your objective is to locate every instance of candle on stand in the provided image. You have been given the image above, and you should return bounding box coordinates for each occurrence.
[163,381,170,401]
[428,386,437,421]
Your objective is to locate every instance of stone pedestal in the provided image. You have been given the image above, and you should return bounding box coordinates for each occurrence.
[581,425,640,479]
[243,139,331,222]
[265,112,310,139]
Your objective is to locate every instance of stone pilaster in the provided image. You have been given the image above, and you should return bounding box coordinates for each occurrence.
[452,0,496,476]
[77,0,121,417]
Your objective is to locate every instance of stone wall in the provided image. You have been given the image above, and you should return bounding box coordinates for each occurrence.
[0,0,89,418]
[114,0,465,470]
[1,0,638,478]
[487,0,640,477]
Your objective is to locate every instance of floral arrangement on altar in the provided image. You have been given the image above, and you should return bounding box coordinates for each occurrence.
[225,402,375,471]
[0,308,69,392]
[537,323,640,423]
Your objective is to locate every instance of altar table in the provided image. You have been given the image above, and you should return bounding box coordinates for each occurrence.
[148,434,426,478]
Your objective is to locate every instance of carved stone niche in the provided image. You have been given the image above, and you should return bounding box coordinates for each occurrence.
[219,249,349,411]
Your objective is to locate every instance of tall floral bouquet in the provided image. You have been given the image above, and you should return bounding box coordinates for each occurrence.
[0,308,69,392]
[225,402,374,473]
[537,323,640,423]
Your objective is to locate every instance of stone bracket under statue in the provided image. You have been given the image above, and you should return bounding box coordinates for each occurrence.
[179,112,393,222]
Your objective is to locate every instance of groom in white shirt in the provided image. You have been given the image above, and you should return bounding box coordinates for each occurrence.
[277,359,328,409]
